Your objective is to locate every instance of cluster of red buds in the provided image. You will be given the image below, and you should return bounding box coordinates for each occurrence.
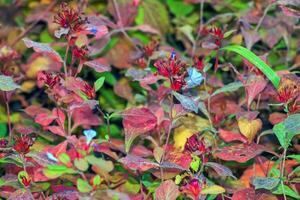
[276,74,300,114]
[135,40,160,69]
[200,26,224,48]
[192,56,204,72]
[184,134,210,164]
[180,178,205,199]
[154,52,187,91]
[37,70,64,88]
[13,134,35,155]
[54,3,88,36]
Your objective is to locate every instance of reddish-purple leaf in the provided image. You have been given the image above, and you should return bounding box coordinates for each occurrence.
[215,143,265,163]
[35,113,55,126]
[84,58,111,73]
[119,154,159,171]
[155,180,179,200]
[71,106,102,130]
[232,188,255,200]
[46,126,66,137]
[134,24,160,35]
[205,162,236,179]
[23,38,63,63]
[279,5,300,18]
[123,107,157,152]
[218,129,248,143]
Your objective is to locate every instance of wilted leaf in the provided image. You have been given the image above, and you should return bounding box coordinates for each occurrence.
[84,58,111,73]
[252,177,280,190]
[211,81,243,97]
[155,180,179,200]
[215,143,265,163]
[206,162,236,179]
[23,38,63,63]
[173,92,198,113]
[119,154,159,171]
[0,75,20,91]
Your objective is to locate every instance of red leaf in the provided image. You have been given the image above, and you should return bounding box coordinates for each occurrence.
[35,113,55,126]
[218,129,248,143]
[269,112,287,125]
[240,75,267,109]
[279,5,300,18]
[47,141,68,157]
[84,58,111,73]
[24,105,50,117]
[215,143,265,163]
[46,126,66,137]
[123,107,157,134]
[71,106,102,130]
[232,188,255,200]
[52,108,65,127]
[123,107,157,152]
[119,154,159,171]
[155,180,179,200]
[164,145,192,170]
[23,38,63,63]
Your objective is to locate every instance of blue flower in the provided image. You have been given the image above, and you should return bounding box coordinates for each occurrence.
[83,129,97,144]
[46,152,58,162]
[185,67,203,89]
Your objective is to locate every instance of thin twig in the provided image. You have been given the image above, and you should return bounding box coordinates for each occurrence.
[11,1,57,47]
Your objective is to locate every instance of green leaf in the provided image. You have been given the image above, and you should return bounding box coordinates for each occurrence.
[92,175,102,186]
[77,178,93,193]
[43,165,76,179]
[221,45,280,88]
[273,122,287,148]
[94,77,105,92]
[74,158,89,171]
[211,81,243,97]
[252,177,280,190]
[140,0,170,34]
[190,155,201,172]
[284,114,300,134]
[86,155,114,173]
[272,184,300,199]
[167,0,194,17]
[287,154,300,163]
[58,153,70,165]
[201,185,225,195]
[273,114,300,148]
[0,75,20,91]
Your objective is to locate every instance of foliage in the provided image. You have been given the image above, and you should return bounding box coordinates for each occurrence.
[0,0,300,199]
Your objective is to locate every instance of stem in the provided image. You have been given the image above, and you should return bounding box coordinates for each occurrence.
[67,111,72,136]
[191,0,204,58]
[63,41,70,76]
[11,1,57,47]
[4,93,12,144]
[254,4,273,33]
[160,92,174,181]
[280,148,287,200]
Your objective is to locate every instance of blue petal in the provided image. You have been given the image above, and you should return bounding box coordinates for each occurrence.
[185,68,203,89]
[46,152,58,162]
[83,129,97,144]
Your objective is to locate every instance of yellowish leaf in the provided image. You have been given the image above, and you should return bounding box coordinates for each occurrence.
[173,126,194,151]
[26,57,50,78]
[21,81,36,93]
[201,185,225,195]
[238,118,262,142]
